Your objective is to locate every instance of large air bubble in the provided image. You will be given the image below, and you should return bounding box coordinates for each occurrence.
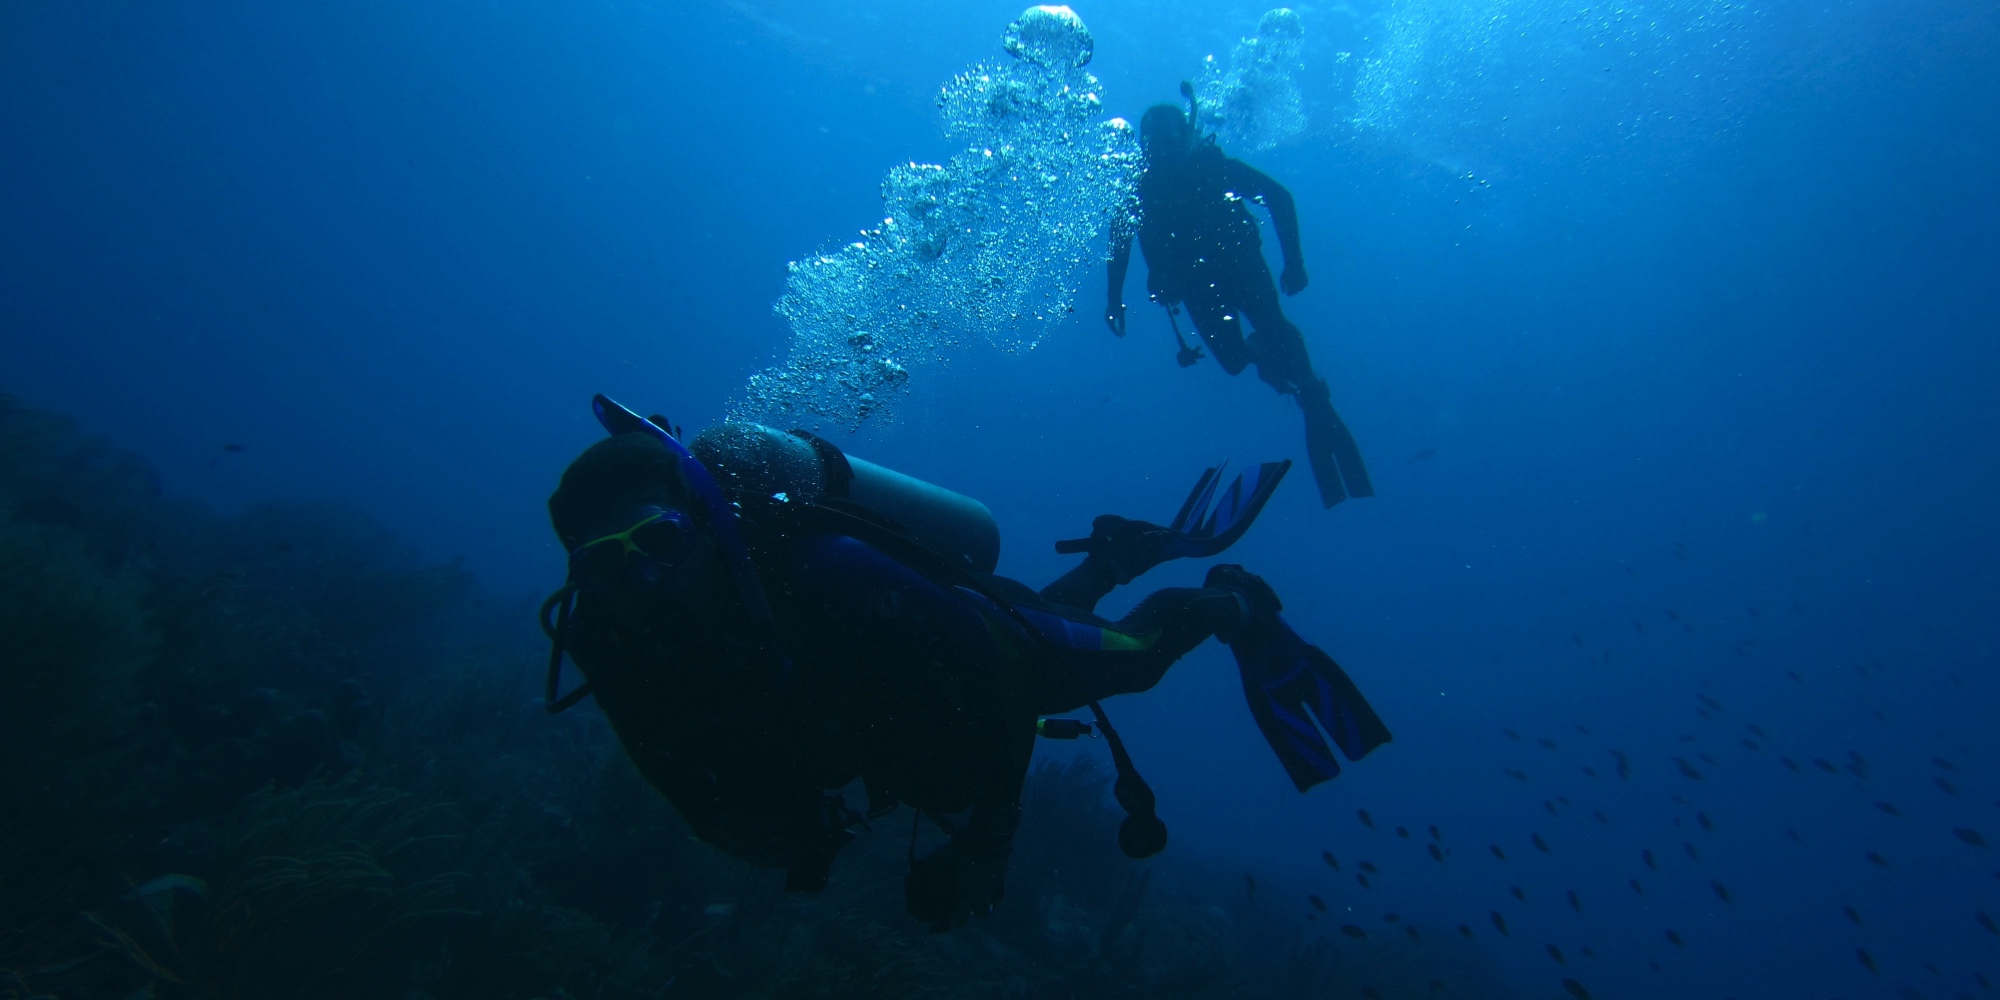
[1003,5,1093,69]
[734,6,1139,431]
[1196,8,1310,153]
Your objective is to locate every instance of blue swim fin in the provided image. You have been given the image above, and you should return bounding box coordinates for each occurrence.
[1166,459,1292,559]
[1208,564,1391,792]
[1053,459,1291,567]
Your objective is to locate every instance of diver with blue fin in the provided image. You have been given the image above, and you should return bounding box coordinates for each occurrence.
[542,396,1389,931]
[1106,82,1374,508]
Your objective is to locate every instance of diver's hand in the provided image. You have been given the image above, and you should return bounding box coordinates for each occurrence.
[1105,300,1127,336]
[905,834,1010,932]
[1280,264,1309,296]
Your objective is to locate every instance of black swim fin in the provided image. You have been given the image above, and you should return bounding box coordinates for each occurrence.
[1208,564,1391,792]
[1300,384,1372,508]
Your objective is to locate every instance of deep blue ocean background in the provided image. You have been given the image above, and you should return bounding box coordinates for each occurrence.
[5,0,1998,996]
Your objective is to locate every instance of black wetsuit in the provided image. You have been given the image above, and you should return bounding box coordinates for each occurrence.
[563,500,1238,898]
[1108,141,1373,506]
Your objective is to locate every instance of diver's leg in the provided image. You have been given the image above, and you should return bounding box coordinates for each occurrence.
[1038,552,1122,614]
[1230,264,1316,394]
[1233,272,1376,504]
[1030,587,1245,715]
[1182,290,1255,376]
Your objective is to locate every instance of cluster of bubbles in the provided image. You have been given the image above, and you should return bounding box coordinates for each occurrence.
[733,5,1141,430]
[1195,8,1311,153]
[1349,0,1761,145]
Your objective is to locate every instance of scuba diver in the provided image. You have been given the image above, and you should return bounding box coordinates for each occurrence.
[542,396,1390,931]
[1106,83,1375,508]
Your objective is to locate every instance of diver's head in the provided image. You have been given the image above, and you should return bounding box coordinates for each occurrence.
[1140,103,1196,167]
[549,431,725,626]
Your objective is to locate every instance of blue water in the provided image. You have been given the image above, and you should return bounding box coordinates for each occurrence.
[5,0,1997,996]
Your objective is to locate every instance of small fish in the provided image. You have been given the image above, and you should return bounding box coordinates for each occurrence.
[1547,943,1567,966]
[1649,961,1662,972]
[1936,777,1958,795]
[1697,812,1714,832]
[1684,841,1700,861]
[1592,810,1610,825]
[1357,873,1371,888]
[1406,925,1420,942]
[1396,826,1411,839]
[1429,824,1441,841]
[1339,923,1367,939]
[1698,751,1719,766]
[1503,729,1521,740]
[1567,888,1582,912]
[1533,833,1551,853]
[1979,911,1999,937]
[1980,971,1993,990]
[1787,670,1803,682]
[222,442,247,452]
[1629,879,1644,894]
[1934,756,1958,771]
[1409,447,1438,464]
[1857,948,1878,974]
[1545,800,1558,815]
[1504,767,1529,781]
[1383,912,1400,923]
[1747,723,1767,738]
[1876,801,1902,817]
[1561,978,1592,1000]
[1740,738,1760,751]
[1665,929,1683,946]
[1582,766,1599,778]
[1642,849,1656,869]
[1357,809,1375,830]
[1674,757,1704,780]
[1867,851,1889,868]
[1322,850,1340,870]
[1782,756,1801,772]
[1457,923,1473,938]
[1786,828,1803,842]
[1510,885,1527,903]
[1814,758,1838,773]
[1491,844,1508,861]
[1838,904,1861,925]
[1611,750,1631,780]
[1697,693,1722,711]
[1308,894,1327,912]
[1358,860,1379,873]
[1491,911,1509,936]
[1711,879,1731,903]
[1956,828,1989,849]
[1538,738,1558,750]
[1245,873,1257,898]
[1427,843,1444,863]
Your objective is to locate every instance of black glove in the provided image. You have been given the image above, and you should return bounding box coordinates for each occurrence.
[905,833,1010,932]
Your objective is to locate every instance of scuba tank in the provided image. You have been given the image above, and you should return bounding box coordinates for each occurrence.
[689,422,1001,574]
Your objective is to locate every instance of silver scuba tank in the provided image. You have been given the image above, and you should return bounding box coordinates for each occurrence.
[689,422,1001,574]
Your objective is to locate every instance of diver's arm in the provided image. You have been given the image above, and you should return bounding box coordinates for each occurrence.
[1105,229,1133,335]
[1228,159,1308,294]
